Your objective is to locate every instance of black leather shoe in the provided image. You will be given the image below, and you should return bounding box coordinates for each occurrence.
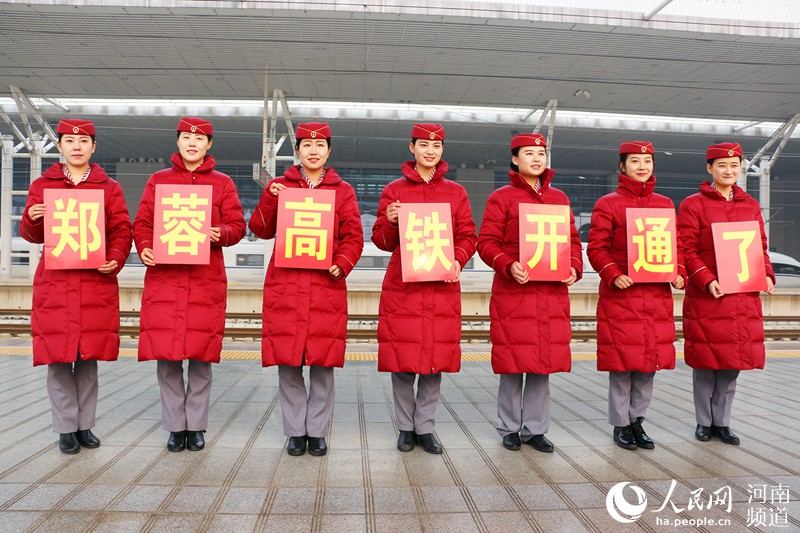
[416,433,443,454]
[186,430,205,451]
[307,437,328,456]
[287,435,307,456]
[613,426,638,450]
[630,417,655,449]
[502,433,522,451]
[167,431,187,452]
[397,430,415,452]
[59,433,80,455]
[76,429,100,448]
[695,424,712,441]
[711,425,740,445]
[524,434,554,453]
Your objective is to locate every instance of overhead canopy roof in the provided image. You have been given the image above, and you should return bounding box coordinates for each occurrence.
[1,0,799,175]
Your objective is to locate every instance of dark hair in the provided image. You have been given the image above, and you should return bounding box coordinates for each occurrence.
[58,133,95,142]
[176,132,212,140]
[707,156,742,166]
[295,137,331,149]
[411,138,444,146]
[510,146,521,172]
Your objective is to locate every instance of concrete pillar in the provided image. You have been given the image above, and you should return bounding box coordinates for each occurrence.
[0,135,13,277]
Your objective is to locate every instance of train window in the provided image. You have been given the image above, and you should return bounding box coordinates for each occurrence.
[236,254,264,267]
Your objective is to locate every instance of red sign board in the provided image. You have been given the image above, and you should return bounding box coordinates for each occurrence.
[398,203,457,282]
[626,208,677,283]
[275,188,336,270]
[518,204,571,281]
[153,184,213,264]
[43,189,106,269]
[712,221,767,294]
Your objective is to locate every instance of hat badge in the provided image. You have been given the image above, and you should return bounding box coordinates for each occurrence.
[429,132,435,139]
[535,138,541,145]
[72,126,79,134]
[190,125,197,132]
[311,131,317,138]
[728,149,734,156]
[641,146,647,153]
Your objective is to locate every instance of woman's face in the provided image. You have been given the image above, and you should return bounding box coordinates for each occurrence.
[296,138,331,172]
[409,139,443,170]
[707,156,741,188]
[513,146,547,179]
[177,132,212,167]
[57,135,95,167]
[620,154,654,183]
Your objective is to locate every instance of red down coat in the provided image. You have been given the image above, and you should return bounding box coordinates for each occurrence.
[249,166,364,368]
[477,169,583,375]
[372,160,477,374]
[678,182,774,371]
[20,163,132,366]
[133,153,245,363]
[587,173,685,372]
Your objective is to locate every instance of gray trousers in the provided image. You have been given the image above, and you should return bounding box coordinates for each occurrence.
[156,359,212,432]
[278,365,335,438]
[497,373,550,438]
[47,358,98,434]
[391,372,442,434]
[608,371,655,427]
[693,369,740,427]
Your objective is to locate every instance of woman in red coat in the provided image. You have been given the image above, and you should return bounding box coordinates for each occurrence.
[20,119,132,454]
[678,142,774,446]
[134,117,246,453]
[587,141,685,451]
[477,133,582,453]
[249,122,363,457]
[372,123,477,454]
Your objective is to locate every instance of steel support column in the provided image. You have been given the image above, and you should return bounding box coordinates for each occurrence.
[0,135,13,277]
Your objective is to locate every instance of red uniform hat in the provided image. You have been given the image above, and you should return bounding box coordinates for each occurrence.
[411,123,445,141]
[511,133,547,152]
[619,141,654,155]
[177,117,213,137]
[295,122,332,140]
[707,142,743,160]
[56,119,95,137]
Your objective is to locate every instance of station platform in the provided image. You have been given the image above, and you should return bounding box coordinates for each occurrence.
[0,338,798,532]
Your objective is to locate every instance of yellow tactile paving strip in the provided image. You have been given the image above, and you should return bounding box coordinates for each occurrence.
[0,347,797,361]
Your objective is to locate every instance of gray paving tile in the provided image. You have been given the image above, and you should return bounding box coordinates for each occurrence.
[420,486,470,513]
[374,513,423,533]
[0,511,45,531]
[371,487,418,514]
[149,512,205,531]
[320,513,367,532]
[89,511,150,533]
[425,512,482,532]
[165,486,221,513]
[7,483,78,511]
[207,513,259,532]
[217,487,268,514]
[322,487,366,514]
[269,487,318,514]
[480,511,537,530]
[111,484,173,512]
[59,484,125,511]
[531,509,592,532]
[263,513,314,531]
[467,485,519,511]
[29,510,99,532]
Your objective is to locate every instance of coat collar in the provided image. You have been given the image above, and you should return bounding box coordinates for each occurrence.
[41,162,110,183]
[170,152,217,173]
[699,181,749,202]
[509,168,554,195]
[401,160,449,183]
[283,165,343,186]
[616,172,656,198]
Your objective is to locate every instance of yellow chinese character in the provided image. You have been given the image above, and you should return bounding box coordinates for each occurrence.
[722,230,756,282]
[524,213,568,270]
[284,196,333,260]
[632,217,673,273]
[159,192,210,255]
[51,197,102,260]
[404,211,453,272]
